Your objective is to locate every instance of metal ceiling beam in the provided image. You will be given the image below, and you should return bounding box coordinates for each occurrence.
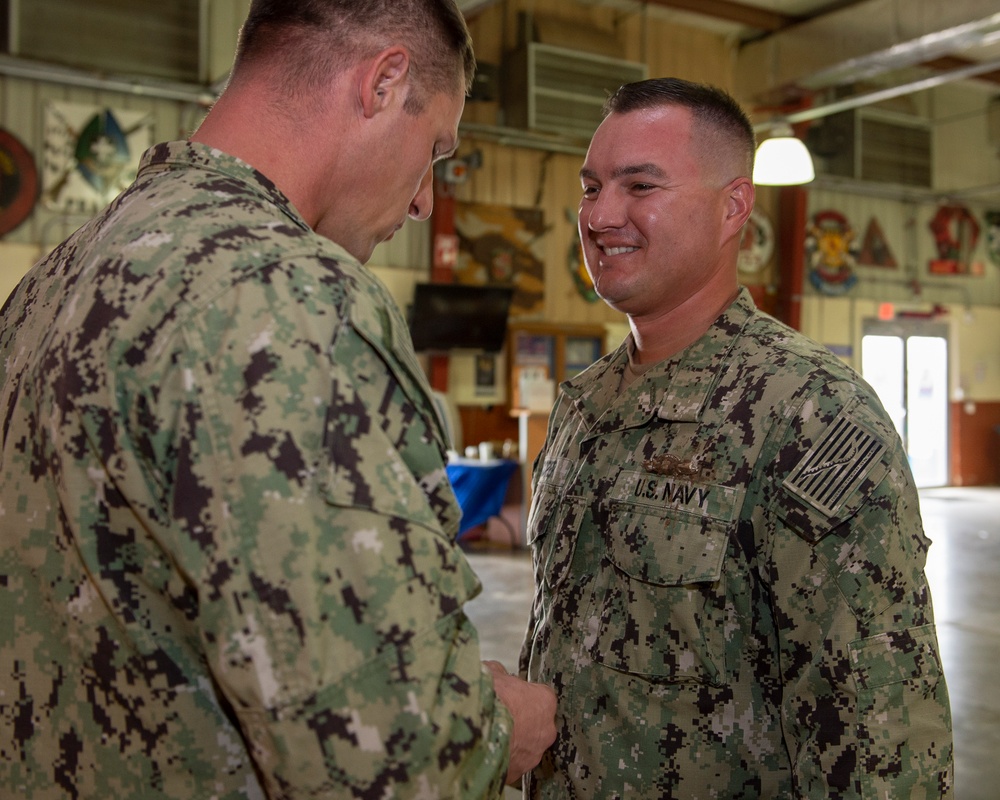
[636,0,796,32]
[0,54,215,105]
[753,54,1000,131]
[923,55,1000,85]
[736,0,1000,104]
[455,0,504,19]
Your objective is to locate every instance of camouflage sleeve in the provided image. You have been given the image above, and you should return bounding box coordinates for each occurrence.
[758,381,953,798]
[131,260,512,797]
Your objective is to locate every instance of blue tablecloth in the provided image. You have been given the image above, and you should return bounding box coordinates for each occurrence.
[446,458,519,536]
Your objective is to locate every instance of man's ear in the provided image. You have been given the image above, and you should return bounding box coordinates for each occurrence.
[723,177,755,237]
[359,47,411,119]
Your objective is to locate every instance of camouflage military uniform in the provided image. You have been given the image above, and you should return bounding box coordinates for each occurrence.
[520,289,952,799]
[0,142,512,798]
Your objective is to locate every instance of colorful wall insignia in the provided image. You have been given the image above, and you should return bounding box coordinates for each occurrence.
[0,128,40,236]
[858,216,898,268]
[805,209,859,295]
[42,101,153,215]
[928,203,983,275]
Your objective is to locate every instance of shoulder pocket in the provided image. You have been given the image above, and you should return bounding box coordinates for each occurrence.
[850,625,953,798]
[321,309,459,537]
[346,289,442,436]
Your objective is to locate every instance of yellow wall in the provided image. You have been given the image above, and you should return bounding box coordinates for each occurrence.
[799,296,1000,404]
[952,306,1000,402]
[0,243,42,303]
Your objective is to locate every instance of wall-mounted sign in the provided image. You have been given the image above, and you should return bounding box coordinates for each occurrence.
[42,101,153,215]
[0,128,39,236]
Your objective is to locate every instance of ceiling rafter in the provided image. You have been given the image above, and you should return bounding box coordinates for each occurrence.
[923,55,1000,86]
[638,0,795,32]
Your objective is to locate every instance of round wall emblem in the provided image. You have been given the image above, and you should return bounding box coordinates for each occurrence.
[738,209,775,275]
[0,128,40,236]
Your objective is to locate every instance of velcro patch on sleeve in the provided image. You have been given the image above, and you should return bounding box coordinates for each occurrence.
[783,405,887,518]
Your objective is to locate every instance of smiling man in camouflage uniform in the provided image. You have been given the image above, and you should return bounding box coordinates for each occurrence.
[0,1,556,797]
[520,78,952,798]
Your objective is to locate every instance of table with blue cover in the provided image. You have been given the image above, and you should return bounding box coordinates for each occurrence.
[445,458,520,540]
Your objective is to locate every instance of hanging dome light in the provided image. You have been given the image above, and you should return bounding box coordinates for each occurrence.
[753,123,815,186]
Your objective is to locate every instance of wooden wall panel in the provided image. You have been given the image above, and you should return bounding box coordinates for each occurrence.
[368,219,431,273]
[950,401,1000,486]
[203,0,251,84]
[636,19,736,92]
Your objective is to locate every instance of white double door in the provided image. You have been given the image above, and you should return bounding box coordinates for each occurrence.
[861,320,949,488]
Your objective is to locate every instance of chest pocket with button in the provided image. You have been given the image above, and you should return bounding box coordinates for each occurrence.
[590,489,735,685]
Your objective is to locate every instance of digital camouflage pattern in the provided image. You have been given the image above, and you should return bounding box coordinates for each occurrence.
[520,289,953,799]
[0,141,512,798]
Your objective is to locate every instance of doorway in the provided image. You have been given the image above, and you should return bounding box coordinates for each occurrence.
[861,320,949,488]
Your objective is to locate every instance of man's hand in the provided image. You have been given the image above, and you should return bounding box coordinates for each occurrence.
[483,660,557,785]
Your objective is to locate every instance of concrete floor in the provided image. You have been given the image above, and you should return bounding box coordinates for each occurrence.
[463,486,1000,800]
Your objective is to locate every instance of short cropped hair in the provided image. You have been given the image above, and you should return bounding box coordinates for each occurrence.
[603,77,756,177]
[234,0,476,112]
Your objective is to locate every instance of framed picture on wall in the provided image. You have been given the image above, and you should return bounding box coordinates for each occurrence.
[453,200,546,318]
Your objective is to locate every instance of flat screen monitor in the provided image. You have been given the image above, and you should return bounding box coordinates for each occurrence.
[408,283,514,353]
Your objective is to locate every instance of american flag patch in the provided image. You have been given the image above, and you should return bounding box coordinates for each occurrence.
[784,410,886,517]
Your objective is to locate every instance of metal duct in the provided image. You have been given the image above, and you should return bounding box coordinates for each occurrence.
[736,0,1000,104]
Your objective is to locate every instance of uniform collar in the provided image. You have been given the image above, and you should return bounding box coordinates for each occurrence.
[563,288,757,431]
[138,141,311,233]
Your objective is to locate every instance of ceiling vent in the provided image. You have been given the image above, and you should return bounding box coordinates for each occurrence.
[807,109,932,188]
[502,42,647,139]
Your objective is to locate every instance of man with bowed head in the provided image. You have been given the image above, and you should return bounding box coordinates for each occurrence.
[520,77,952,798]
[0,1,555,796]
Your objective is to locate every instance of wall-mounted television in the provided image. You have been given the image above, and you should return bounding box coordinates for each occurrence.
[408,282,514,353]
